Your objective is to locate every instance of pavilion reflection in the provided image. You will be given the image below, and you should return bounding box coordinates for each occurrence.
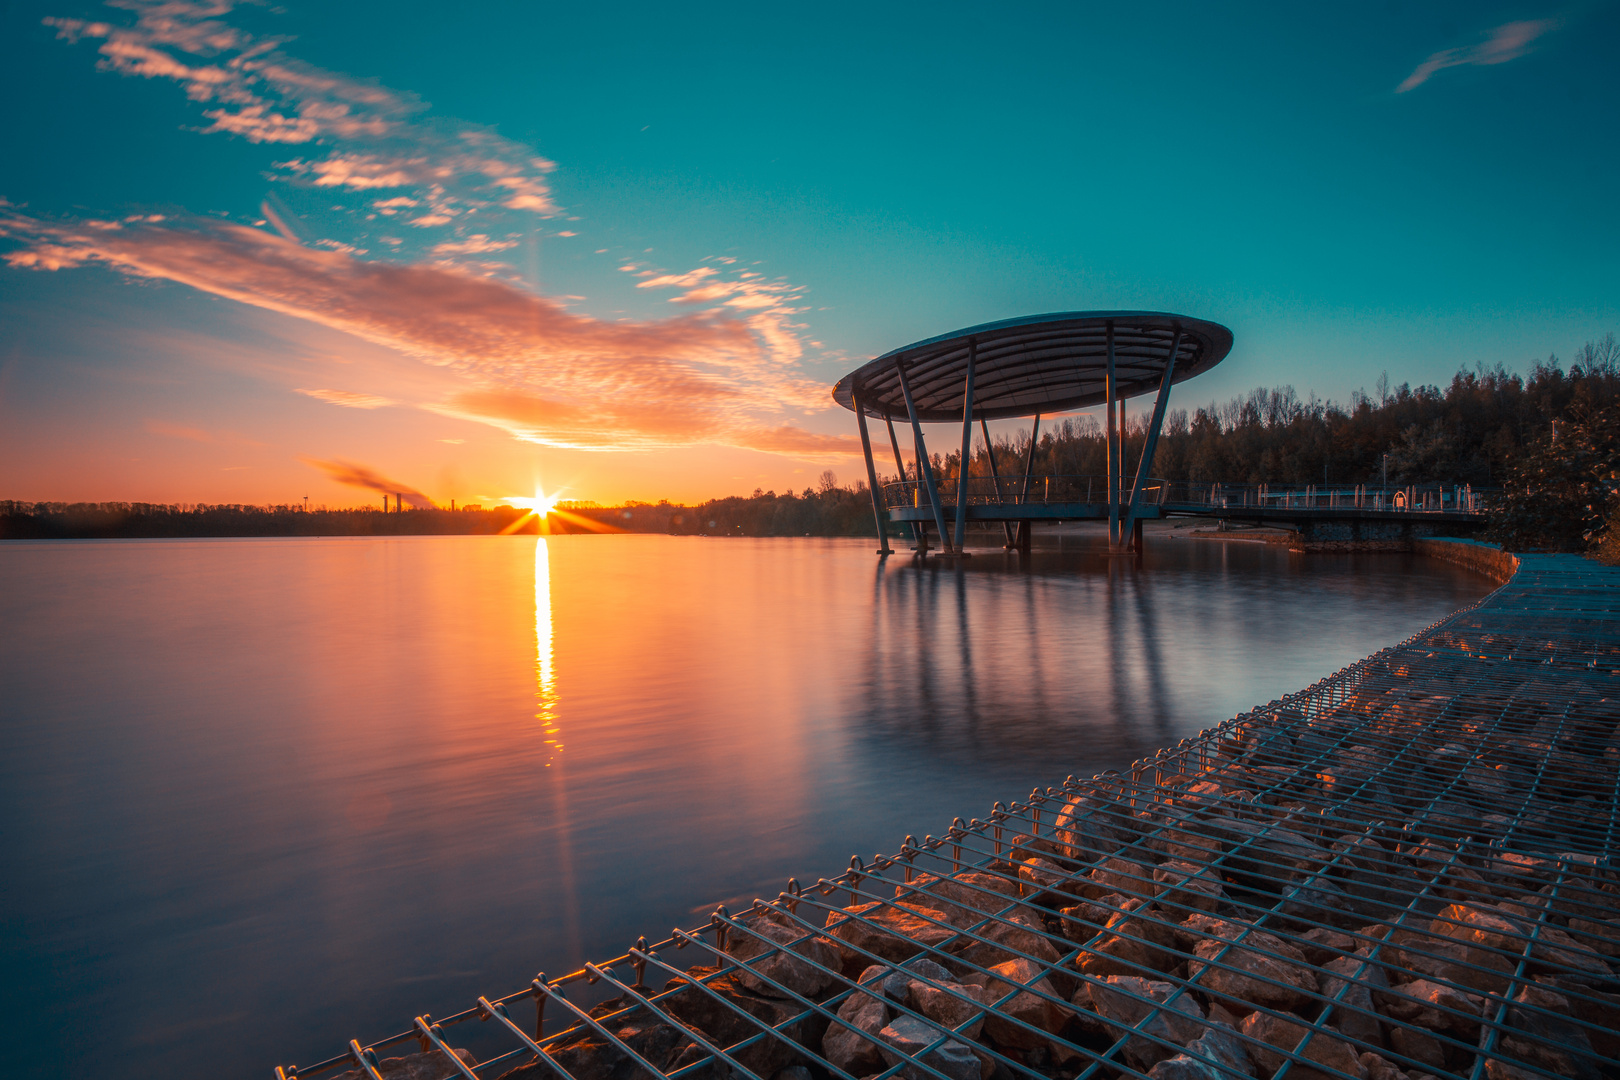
[852,550,1178,770]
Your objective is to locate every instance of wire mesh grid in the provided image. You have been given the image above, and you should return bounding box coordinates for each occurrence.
[280,554,1620,1080]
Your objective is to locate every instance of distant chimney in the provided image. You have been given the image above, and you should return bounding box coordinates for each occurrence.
[395,493,402,513]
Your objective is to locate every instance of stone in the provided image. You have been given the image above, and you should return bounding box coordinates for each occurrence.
[910,979,990,1041]
[1238,1010,1365,1080]
[822,970,891,1077]
[1358,1052,1408,1080]
[1386,1025,1446,1073]
[1278,874,1357,929]
[530,1019,689,1080]
[979,957,1075,1050]
[1222,826,1324,889]
[772,1068,813,1080]
[1145,1024,1255,1079]
[1083,975,1210,1070]
[346,1049,477,1080]
[1077,897,1180,974]
[1050,791,1133,862]
[948,909,1064,975]
[825,901,960,966]
[877,1014,981,1080]
[1377,978,1482,1038]
[1153,860,1225,915]
[1297,928,1360,966]
[1497,984,1602,1080]
[1090,857,1155,900]
[1058,895,1126,942]
[880,957,954,1002]
[896,872,1024,929]
[1181,916,1320,1014]
[726,911,841,998]
[1318,953,1389,1049]
[1020,857,1080,903]
[659,968,825,1079]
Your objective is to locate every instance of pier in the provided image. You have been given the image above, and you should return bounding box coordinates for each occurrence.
[279,543,1620,1080]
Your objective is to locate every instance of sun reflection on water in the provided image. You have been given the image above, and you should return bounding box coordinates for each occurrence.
[536,536,560,761]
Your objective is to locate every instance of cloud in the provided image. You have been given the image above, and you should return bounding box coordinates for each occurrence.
[304,457,436,507]
[1397,20,1556,93]
[296,388,397,409]
[44,2,558,218]
[3,209,840,454]
[145,419,215,442]
[431,234,516,255]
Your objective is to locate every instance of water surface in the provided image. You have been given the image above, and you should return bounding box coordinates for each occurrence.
[0,533,1496,1079]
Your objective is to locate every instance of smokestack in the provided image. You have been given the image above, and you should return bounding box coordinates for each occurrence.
[395,493,401,513]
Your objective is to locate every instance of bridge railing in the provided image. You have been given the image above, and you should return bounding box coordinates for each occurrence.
[1158,481,1493,514]
[881,475,1166,511]
[881,477,1494,514]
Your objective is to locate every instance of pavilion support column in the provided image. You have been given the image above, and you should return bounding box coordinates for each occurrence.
[884,417,917,543]
[1120,327,1182,549]
[897,360,953,553]
[953,340,976,551]
[981,416,1015,547]
[852,389,892,555]
[1106,322,1120,547]
[1019,414,1041,503]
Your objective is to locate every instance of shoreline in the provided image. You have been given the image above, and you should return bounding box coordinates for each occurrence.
[293,542,1619,1080]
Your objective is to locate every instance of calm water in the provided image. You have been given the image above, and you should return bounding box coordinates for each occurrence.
[0,533,1495,1079]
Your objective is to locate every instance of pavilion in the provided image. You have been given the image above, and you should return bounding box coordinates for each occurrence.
[831,311,1234,555]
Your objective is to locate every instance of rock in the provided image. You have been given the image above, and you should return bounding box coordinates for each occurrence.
[529,1019,689,1080]
[1020,857,1080,903]
[345,1049,477,1080]
[881,957,955,1002]
[1222,825,1324,889]
[1566,917,1620,958]
[1318,953,1388,1049]
[1377,978,1482,1038]
[659,968,825,1079]
[1297,928,1360,966]
[979,957,1075,1050]
[1358,1051,1409,1080]
[1387,1025,1446,1073]
[948,908,1064,975]
[772,1068,812,1080]
[1146,1023,1255,1079]
[1050,791,1132,862]
[1181,916,1320,1014]
[726,912,841,998]
[1382,923,1513,995]
[1075,901,1179,977]
[877,1014,981,1080]
[1238,1010,1364,1080]
[1153,860,1225,915]
[1082,975,1210,1070]
[1090,857,1155,900]
[1059,895,1126,942]
[910,979,991,1041]
[1278,874,1357,929]
[825,901,960,966]
[822,969,891,1077]
[1497,984,1602,1080]
[896,872,1024,929]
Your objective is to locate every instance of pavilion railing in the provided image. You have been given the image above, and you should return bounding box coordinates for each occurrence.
[881,478,1495,515]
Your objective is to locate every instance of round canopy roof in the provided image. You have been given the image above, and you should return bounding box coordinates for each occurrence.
[831,311,1232,422]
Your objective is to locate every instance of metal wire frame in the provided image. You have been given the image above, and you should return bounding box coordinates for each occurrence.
[278,553,1619,1080]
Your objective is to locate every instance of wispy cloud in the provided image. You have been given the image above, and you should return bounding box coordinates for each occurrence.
[304,457,435,507]
[295,388,397,409]
[44,1,557,221]
[1397,20,1556,93]
[3,209,850,456]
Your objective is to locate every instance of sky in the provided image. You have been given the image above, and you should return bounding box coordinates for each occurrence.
[1,1,1616,508]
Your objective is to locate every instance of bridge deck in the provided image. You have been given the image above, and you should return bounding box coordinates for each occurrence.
[281,545,1619,1080]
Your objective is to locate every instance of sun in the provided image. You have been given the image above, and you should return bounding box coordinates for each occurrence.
[499,488,565,533]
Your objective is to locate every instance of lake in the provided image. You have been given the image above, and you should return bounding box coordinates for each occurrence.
[0,531,1497,1079]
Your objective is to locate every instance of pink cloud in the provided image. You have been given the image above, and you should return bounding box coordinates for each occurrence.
[1397,20,1556,93]
[3,210,840,455]
[295,388,397,409]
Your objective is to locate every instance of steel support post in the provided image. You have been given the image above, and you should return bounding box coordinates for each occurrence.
[1120,328,1182,546]
[953,340,976,551]
[852,389,892,555]
[896,360,953,552]
[981,417,1015,547]
[884,418,917,543]
[1105,322,1120,546]
[1019,414,1041,502]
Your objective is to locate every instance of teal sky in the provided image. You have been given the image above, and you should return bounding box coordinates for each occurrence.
[2,1,1616,505]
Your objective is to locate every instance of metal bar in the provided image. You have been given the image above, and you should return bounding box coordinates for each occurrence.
[1018,414,1041,503]
[896,360,953,552]
[852,388,892,555]
[884,417,916,544]
[953,339,976,551]
[1119,327,1182,545]
[1105,321,1119,546]
[980,416,1015,546]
